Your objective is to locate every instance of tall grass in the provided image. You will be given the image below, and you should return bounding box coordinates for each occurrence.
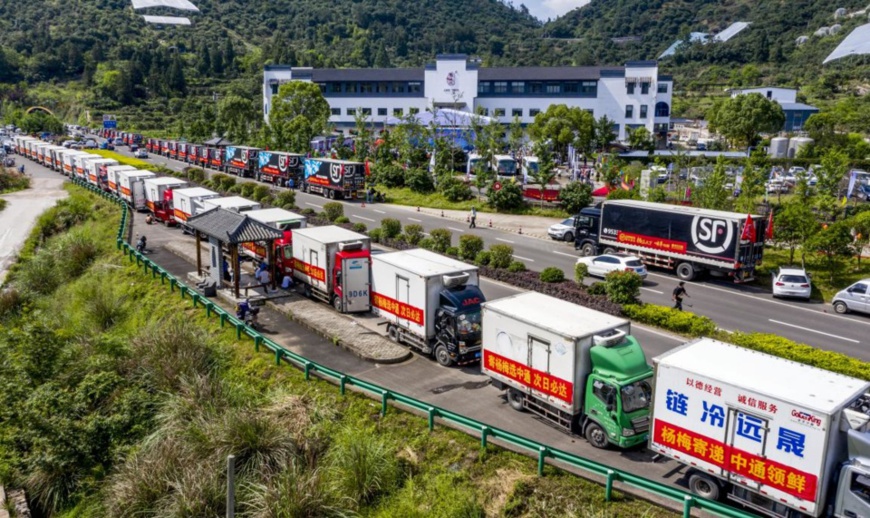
[327,427,401,506]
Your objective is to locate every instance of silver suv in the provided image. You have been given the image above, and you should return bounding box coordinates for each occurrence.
[833,279,870,314]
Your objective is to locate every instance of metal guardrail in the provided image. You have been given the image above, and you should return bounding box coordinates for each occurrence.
[73,178,753,518]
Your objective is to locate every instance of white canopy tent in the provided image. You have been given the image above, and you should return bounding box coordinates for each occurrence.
[383,108,496,127]
[824,23,870,63]
[142,15,192,25]
[131,0,199,11]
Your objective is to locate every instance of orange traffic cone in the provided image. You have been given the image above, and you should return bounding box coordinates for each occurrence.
[466,214,470,223]
[441,210,445,217]
[488,219,492,228]
[417,206,420,212]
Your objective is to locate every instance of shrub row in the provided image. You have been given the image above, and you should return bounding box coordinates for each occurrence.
[622,304,718,337]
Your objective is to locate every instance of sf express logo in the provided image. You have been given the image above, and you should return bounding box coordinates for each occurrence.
[446,71,457,86]
[791,409,822,427]
[691,216,733,255]
[287,155,300,168]
[241,150,248,161]
[330,163,343,183]
[278,155,288,171]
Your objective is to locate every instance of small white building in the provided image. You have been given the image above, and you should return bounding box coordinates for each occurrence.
[728,87,819,131]
[263,55,674,143]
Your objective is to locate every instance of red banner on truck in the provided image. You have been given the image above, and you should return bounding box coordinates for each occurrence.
[616,231,688,254]
[371,292,424,326]
[292,258,326,283]
[483,350,573,404]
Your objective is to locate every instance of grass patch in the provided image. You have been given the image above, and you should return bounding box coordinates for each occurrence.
[0,198,6,212]
[380,186,568,217]
[0,167,31,195]
[0,184,676,518]
[756,246,870,302]
[88,149,152,169]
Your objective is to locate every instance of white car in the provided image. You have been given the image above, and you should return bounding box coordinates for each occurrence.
[548,216,576,242]
[772,267,811,300]
[576,253,647,279]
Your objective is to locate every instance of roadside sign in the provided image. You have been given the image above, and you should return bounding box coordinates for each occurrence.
[103,120,117,129]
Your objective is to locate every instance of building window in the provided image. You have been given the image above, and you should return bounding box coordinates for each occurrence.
[410,107,419,115]
[317,83,326,93]
[657,83,668,93]
[331,108,341,116]
[377,82,388,93]
[655,102,670,117]
[409,82,422,93]
[626,83,635,95]
[529,82,543,94]
[392,82,406,93]
[641,82,650,95]
[512,108,523,117]
[640,105,648,118]
[581,81,597,95]
[529,108,540,117]
[612,123,620,135]
[362,108,372,115]
[378,107,387,116]
[347,108,356,116]
[270,83,278,95]
[494,108,506,117]
[494,81,508,94]
[327,82,342,93]
[393,108,404,117]
[346,82,358,93]
[478,82,491,94]
[625,105,633,118]
[563,82,578,93]
[546,83,561,94]
[511,81,525,94]
[360,83,373,94]
[481,108,490,116]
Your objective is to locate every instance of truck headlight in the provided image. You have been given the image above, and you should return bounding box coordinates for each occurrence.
[459,345,468,354]
[622,428,636,437]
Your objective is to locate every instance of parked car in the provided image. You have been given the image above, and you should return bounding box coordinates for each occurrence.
[855,183,870,201]
[832,279,870,314]
[134,149,149,159]
[576,253,647,280]
[771,267,811,300]
[765,180,788,194]
[548,216,576,242]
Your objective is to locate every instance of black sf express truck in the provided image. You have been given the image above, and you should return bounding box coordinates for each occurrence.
[224,146,261,178]
[574,200,766,282]
[257,151,304,185]
[302,158,366,200]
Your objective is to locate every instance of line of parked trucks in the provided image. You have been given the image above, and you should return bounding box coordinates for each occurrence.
[15,135,870,518]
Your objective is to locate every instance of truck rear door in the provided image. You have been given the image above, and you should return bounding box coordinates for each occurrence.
[395,275,410,327]
[341,255,371,312]
[725,408,769,490]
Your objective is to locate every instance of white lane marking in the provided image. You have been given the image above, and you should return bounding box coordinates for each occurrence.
[496,238,515,244]
[645,271,870,327]
[553,250,577,259]
[513,255,535,262]
[448,227,465,233]
[305,202,323,209]
[640,287,663,294]
[353,215,376,222]
[374,209,385,214]
[408,217,422,222]
[768,319,860,343]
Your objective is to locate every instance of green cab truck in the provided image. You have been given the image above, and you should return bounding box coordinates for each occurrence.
[481,291,653,449]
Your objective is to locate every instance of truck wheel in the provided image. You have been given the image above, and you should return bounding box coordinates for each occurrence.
[332,295,342,312]
[387,325,399,342]
[507,389,525,412]
[303,284,312,299]
[563,231,574,243]
[584,422,610,449]
[580,243,596,256]
[834,301,849,314]
[434,345,453,367]
[603,247,617,254]
[676,262,696,281]
[688,473,721,501]
[327,189,336,200]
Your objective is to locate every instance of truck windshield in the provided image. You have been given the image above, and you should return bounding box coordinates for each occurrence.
[621,380,652,413]
[456,311,482,337]
[497,159,518,175]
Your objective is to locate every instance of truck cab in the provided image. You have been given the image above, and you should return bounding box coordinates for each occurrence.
[331,245,371,313]
[434,283,485,365]
[572,207,602,256]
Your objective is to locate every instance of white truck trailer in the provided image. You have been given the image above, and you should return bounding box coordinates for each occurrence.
[650,338,870,518]
[481,292,653,449]
[143,177,188,225]
[172,187,220,230]
[117,170,156,210]
[371,248,485,366]
[291,226,371,313]
[61,150,89,177]
[84,158,119,187]
[105,165,138,194]
[242,208,307,276]
[203,196,261,214]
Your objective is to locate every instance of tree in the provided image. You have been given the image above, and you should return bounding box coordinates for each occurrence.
[527,104,594,161]
[218,95,257,145]
[775,201,819,264]
[559,181,593,213]
[529,141,557,207]
[734,153,766,213]
[806,220,854,282]
[268,82,331,152]
[352,110,373,162]
[166,56,186,96]
[707,93,785,148]
[692,155,732,210]
[507,115,524,156]
[627,126,654,152]
[594,115,616,153]
[817,148,850,221]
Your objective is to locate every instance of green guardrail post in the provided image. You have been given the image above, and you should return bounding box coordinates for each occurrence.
[481,425,490,449]
[537,446,548,476]
[219,312,226,327]
[235,323,242,339]
[181,286,188,300]
[605,469,616,502]
[682,496,694,518]
[170,279,177,293]
[205,301,213,317]
[304,362,312,381]
[192,293,200,308]
[116,237,122,250]
[339,375,347,395]
[254,335,261,352]
[428,407,437,431]
[381,391,389,417]
[160,272,167,285]
[275,348,283,365]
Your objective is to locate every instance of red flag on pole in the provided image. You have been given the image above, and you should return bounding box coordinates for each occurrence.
[365,160,371,176]
[741,214,757,242]
[684,185,692,200]
[766,211,774,240]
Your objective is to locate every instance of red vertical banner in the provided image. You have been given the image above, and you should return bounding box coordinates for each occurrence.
[741,214,756,242]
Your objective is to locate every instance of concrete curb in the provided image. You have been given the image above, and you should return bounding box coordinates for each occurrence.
[163,241,411,364]
[389,204,552,240]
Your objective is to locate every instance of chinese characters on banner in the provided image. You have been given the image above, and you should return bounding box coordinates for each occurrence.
[616,231,688,254]
[483,350,573,404]
[371,292,424,326]
[292,258,326,282]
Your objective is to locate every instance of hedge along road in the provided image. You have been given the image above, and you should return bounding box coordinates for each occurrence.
[124,145,870,361]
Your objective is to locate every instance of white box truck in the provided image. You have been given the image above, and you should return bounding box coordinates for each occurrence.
[172,187,220,231]
[117,170,156,210]
[291,226,371,313]
[481,292,653,449]
[242,208,307,276]
[143,177,188,225]
[203,196,261,214]
[371,248,485,366]
[105,165,138,195]
[61,150,88,177]
[84,158,118,188]
[650,338,870,518]
[72,153,101,180]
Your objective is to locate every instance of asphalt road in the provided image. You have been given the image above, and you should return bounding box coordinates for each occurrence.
[122,145,870,361]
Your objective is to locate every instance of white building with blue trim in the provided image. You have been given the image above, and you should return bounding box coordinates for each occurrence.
[263,55,673,143]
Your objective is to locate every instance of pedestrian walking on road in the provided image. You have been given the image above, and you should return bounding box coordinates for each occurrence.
[672,281,689,311]
[469,206,477,228]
